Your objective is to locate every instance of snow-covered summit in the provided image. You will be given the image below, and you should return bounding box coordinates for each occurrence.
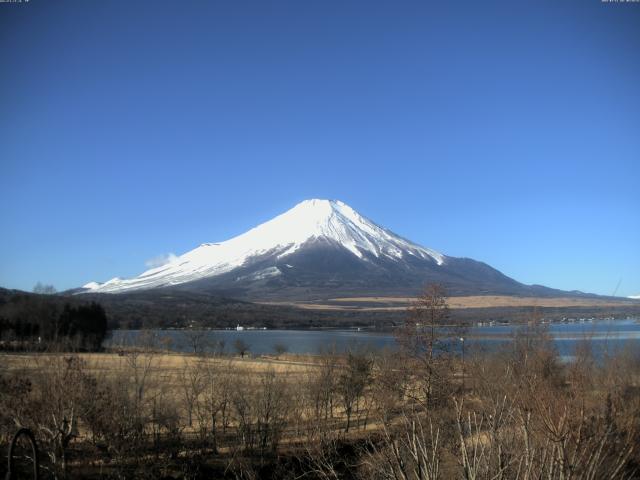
[81,199,445,294]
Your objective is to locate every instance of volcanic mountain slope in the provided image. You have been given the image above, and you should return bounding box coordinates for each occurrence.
[81,199,581,300]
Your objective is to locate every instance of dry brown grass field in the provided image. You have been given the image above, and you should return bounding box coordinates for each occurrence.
[0,351,323,435]
[262,295,639,311]
[0,351,318,376]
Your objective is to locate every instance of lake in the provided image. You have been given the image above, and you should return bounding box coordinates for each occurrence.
[107,318,640,360]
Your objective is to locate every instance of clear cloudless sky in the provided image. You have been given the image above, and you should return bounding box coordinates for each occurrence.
[1,0,639,296]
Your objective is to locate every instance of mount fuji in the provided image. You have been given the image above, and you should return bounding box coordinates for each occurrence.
[80,199,569,300]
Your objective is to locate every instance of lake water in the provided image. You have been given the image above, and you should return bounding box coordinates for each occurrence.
[108,318,640,360]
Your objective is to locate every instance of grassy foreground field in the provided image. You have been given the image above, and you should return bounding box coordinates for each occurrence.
[0,351,317,376]
[1,321,640,479]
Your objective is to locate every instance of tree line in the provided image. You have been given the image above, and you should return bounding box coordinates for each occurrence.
[0,292,108,351]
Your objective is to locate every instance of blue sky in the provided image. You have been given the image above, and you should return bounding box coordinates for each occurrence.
[1,0,639,296]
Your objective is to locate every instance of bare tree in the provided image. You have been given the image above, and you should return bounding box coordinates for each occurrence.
[372,349,408,425]
[184,329,208,355]
[231,374,256,451]
[195,358,233,453]
[254,368,291,456]
[303,428,347,480]
[27,356,97,478]
[273,342,288,358]
[125,346,156,407]
[397,283,455,406]
[363,411,442,480]
[178,358,204,427]
[33,282,57,295]
[234,339,250,358]
[308,349,339,426]
[338,351,372,432]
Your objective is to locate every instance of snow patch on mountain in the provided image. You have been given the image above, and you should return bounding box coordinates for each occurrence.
[81,199,445,294]
[629,294,640,300]
[236,266,282,282]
